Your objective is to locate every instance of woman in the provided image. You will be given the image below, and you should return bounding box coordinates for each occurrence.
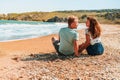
[79,17,104,56]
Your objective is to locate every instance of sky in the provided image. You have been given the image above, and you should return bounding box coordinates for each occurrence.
[0,0,120,14]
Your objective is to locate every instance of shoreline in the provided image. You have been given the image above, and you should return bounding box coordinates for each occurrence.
[0,23,119,43]
[0,24,119,55]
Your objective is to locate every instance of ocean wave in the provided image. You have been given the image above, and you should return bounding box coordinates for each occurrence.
[0,20,85,42]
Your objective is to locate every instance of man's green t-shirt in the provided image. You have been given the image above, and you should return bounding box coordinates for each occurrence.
[59,27,79,55]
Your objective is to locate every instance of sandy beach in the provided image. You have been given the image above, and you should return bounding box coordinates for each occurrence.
[0,24,120,80]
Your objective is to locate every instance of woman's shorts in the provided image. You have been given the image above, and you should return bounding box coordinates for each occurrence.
[86,43,104,56]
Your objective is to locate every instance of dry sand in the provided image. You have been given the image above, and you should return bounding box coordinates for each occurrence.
[0,24,120,80]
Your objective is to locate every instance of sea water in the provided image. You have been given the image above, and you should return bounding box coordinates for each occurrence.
[0,20,85,42]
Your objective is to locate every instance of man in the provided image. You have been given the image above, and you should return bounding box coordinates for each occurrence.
[52,15,79,56]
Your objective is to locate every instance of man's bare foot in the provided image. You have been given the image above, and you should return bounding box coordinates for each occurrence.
[51,37,57,43]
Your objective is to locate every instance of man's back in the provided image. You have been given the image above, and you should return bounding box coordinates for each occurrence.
[51,15,79,56]
[59,27,79,55]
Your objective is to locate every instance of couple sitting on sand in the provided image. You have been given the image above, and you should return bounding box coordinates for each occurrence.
[51,16,104,56]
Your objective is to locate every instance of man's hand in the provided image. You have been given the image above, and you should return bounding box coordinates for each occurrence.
[74,53,79,57]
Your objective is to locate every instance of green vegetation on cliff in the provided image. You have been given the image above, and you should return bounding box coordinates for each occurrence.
[0,9,120,24]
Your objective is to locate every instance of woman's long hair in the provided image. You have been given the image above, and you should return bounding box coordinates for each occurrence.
[87,17,102,38]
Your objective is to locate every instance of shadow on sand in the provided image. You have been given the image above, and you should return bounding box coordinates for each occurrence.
[21,52,90,61]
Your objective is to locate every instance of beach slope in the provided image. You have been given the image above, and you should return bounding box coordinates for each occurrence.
[0,24,120,79]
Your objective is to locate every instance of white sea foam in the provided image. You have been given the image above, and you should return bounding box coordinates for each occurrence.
[0,20,85,42]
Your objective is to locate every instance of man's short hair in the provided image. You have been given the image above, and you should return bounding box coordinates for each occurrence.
[68,16,78,26]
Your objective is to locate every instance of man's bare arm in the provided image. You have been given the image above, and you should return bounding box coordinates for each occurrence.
[74,40,79,56]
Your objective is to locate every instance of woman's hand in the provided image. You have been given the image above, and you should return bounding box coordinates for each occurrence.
[78,43,84,53]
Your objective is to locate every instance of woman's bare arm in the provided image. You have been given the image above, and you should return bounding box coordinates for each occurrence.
[79,34,90,53]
